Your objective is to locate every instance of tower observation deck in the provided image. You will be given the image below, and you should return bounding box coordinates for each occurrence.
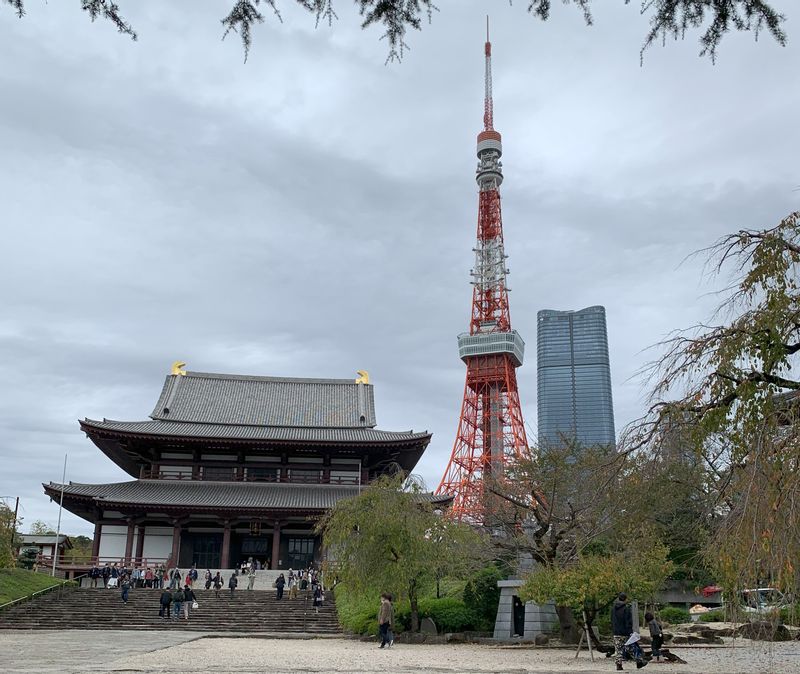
[437,27,529,522]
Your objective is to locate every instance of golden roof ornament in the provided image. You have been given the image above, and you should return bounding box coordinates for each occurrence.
[171,361,187,376]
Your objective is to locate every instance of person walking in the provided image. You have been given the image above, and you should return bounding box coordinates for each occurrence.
[169,568,182,590]
[204,569,212,591]
[120,577,131,605]
[275,573,285,600]
[611,592,646,670]
[159,587,172,619]
[312,584,323,614]
[213,571,223,598]
[644,612,663,662]
[247,566,256,591]
[183,584,196,620]
[172,586,185,620]
[377,593,394,649]
[228,571,238,597]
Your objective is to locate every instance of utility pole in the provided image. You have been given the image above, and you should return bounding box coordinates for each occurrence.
[52,455,67,577]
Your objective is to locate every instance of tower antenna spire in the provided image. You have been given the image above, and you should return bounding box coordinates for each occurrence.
[484,16,493,131]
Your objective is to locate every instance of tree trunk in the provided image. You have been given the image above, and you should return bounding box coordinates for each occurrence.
[555,605,580,643]
[410,579,420,632]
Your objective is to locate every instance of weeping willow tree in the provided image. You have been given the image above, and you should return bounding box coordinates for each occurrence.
[2,0,787,62]
[625,211,800,600]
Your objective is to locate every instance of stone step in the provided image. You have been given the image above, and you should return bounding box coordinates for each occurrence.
[0,586,341,633]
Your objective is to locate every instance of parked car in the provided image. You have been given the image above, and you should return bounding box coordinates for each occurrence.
[737,588,790,615]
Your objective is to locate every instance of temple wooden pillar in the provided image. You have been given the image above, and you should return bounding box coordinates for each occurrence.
[220,521,231,569]
[91,521,101,560]
[170,522,182,567]
[135,524,146,563]
[124,520,135,563]
[271,521,281,570]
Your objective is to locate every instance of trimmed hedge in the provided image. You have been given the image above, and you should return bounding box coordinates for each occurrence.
[335,588,477,634]
[698,610,726,622]
[658,606,691,624]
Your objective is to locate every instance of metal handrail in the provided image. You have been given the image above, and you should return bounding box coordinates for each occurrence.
[0,573,86,613]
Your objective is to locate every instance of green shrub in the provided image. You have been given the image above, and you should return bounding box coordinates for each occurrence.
[334,587,379,635]
[658,607,691,625]
[594,612,612,636]
[418,597,476,633]
[779,605,800,626]
[463,565,503,631]
[698,610,726,622]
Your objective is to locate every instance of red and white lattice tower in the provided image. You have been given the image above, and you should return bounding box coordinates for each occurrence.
[437,27,529,521]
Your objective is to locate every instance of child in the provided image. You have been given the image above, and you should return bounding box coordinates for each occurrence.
[645,612,663,661]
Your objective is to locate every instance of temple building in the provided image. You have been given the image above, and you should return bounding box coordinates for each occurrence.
[44,365,440,571]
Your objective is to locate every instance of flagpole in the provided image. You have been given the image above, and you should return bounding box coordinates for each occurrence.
[51,454,67,577]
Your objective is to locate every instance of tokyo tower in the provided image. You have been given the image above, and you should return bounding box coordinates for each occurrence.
[437,26,529,521]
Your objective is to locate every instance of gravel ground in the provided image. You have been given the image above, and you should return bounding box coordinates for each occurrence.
[1,631,798,674]
[87,636,800,674]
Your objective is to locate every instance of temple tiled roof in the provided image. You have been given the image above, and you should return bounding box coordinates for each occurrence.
[150,371,377,428]
[81,418,430,445]
[44,480,453,512]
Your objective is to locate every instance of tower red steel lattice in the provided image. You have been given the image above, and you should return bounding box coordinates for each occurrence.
[437,28,529,521]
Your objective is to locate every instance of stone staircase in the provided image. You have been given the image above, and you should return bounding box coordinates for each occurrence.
[0,586,340,633]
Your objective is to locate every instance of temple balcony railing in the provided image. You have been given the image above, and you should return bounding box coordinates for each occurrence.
[141,470,360,485]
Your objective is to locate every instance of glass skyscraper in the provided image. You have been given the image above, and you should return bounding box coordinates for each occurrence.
[537,305,616,451]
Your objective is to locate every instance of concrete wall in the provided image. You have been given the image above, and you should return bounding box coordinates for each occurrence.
[493,579,557,641]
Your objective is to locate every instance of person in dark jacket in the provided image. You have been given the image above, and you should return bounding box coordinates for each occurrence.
[275,573,285,600]
[611,593,646,670]
[120,578,131,604]
[172,587,185,620]
[159,588,172,618]
[644,612,663,661]
[213,572,223,598]
[183,584,196,620]
[228,571,238,597]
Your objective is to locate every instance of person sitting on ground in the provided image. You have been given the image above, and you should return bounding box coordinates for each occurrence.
[183,584,196,620]
[159,587,172,619]
[171,586,185,620]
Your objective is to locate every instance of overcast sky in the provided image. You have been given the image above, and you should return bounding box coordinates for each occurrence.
[1,1,797,537]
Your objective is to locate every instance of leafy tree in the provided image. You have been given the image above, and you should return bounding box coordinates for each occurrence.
[63,535,92,564]
[2,1,787,62]
[520,537,674,648]
[16,547,38,570]
[0,503,18,569]
[463,564,503,631]
[28,520,55,536]
[485,442,652,641]
[625,211,800,602]
[317,474,488,631]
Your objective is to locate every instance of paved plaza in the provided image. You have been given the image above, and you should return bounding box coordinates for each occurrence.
[1,631,798,673]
